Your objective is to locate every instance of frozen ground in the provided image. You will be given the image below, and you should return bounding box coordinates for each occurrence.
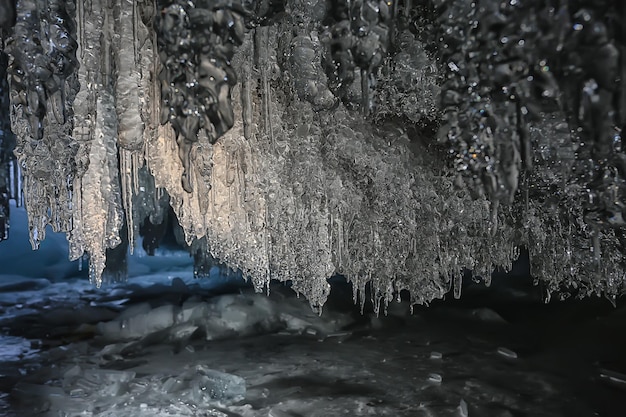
[1,205,626,417]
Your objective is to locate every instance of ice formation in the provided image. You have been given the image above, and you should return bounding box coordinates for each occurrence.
[0,0,625,308]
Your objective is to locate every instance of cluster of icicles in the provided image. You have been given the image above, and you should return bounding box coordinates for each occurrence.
[0,0,624,309]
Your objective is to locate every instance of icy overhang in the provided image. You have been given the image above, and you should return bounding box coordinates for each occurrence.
[0,0,625,310]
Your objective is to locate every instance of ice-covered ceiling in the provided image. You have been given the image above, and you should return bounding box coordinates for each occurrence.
[0,0,624,310]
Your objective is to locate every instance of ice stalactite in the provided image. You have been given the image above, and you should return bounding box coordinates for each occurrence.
[66,0,161,285]
[77,91,125,286]
[321,0,392,113]
[133,166,171,255]
[0,0,16,30]
[286,0,336,111]
[431,0,626,300]
[8,0,79,248]
[67,0,125,286]
[0,50,14,241]
[435,0,625,224]
[435,0,531,203]
[154,0,246,192]
[113,0,158,254]
[144,22,519,310]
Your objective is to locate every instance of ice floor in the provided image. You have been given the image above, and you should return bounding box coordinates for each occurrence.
[1,206,626,416]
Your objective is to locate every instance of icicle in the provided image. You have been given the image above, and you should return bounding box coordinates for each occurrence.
[83,92,124,286]
[453,273,462,299]
[120,150,135,254]
[543,286,552,304]
[241,67,253,141]
[113,0,149,255]
[490,199,499,237]
[361,69,370,116]
[337,216,344,268]
[591,228,602,266]
[255,27,275,149]
[403,0,411,18]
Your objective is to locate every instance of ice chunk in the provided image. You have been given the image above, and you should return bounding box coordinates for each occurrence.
[161,376,187,394]
[80,368,136,397]
[203,294,283,339]
[269,408,294,417]
[177,300,210,323]
[69,388,86,398]
[63,364,82,379]
[190,365,246,404]
[169,323,199,341]
[98,304,176,340]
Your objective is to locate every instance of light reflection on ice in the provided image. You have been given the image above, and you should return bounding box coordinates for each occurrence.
[0,335,38,362]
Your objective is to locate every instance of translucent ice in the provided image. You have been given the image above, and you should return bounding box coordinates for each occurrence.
[98,304,175,341]
[189,365,246,405]
[80,368,136,396]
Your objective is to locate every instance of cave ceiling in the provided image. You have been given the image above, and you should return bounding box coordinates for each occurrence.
[0,0,625,310]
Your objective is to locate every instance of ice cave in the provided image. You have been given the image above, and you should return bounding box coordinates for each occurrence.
[0,0,625,416]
